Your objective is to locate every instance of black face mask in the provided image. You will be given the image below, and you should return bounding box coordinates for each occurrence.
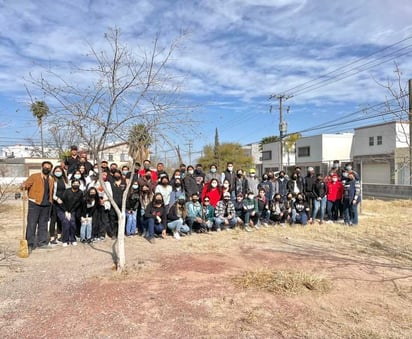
[192,199,199,203]
[72,184,80,190]
[237,173,242,178]
[175,183,181,187]
[42,168,51,175]
[110,168,117,174]
[114,176,121,180]
[89,194,96,198]
[142,190,149,194]
[155,199,162,204]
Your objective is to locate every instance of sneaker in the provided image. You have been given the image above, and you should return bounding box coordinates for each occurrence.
[263,222,270,228]
[216,228,221,232]
[280,223,286,228]
[326,220,334,224]
[142,231,147,238]
[63,243,69,247]
[173,231,181,239]
[71,242,78,246]
[244,226,253,232]
[254,225,260,230]
[80,239,86,243]
[148,237,155,244]
[49,239,58,245]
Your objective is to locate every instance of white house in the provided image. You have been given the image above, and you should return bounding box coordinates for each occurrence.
[0,144,59,159]
[242,142,263,175]
[352,121,410,184]
[295,133,354,174]
[261,140,296,174]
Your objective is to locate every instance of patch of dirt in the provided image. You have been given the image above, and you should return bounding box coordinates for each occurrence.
[0,199,411,338]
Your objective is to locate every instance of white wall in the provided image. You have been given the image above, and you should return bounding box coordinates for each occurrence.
[322,134,353,161]
[353,122,408,156]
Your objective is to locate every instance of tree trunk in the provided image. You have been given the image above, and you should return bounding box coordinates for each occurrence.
[116,213,126,271]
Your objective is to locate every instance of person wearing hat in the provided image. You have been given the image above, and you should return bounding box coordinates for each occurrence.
[64,145,80,175]
[167,193,190,239]
[247,168,259,196]
[214,191,236,231]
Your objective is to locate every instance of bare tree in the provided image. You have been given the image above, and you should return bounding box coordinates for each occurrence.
[28,28,195,271]
[372,63,411,184]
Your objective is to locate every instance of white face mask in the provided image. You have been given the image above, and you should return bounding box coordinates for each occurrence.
[211,168,216,173]
[223,183,229,188]
[211,182,218,188]
[332,178,338,182]
[227,166,233,172]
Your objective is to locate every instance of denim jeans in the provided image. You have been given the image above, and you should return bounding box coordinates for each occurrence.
[295,211,308,225]
[343,200,358,225]
[143,218,164,238]
[168,219,190,233]
[215,216,237,229]
[80,217,92,240]
[327,200,340,221]
[125,211,137,235]
[312,196,327,221]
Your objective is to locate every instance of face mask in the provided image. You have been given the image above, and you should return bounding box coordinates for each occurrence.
[178,199,186,204]
[268,174,274,179]
[224,198,230,202]
[263,176,268,181]
[227,166,233,172]
[155,199,162,204]
[223,183,229,188]
[192,199,199,203]
[248,195,254,199]
[250,173,255,177]
[72,184,80,190]
[93,168,99,173]
[275,197,281,201]
[237,173,242,178]
[54,171,62,178]
[74,174,81,180]
[346,166,352,171]
[342,172,348,178]
[292,175,297,180]
[122,171,128,176]
[332,178,338,182]
[175,183,181,188]
[188,170,194,175]
[279,174,284,179]
[142,190,149,194]
[145,174,151,179]
[162,181,168,186]
[144,164,150,170]
[175,175,181,179]
[89,193,96,198]
[110,168,117,174]
[297,196,303,201]
[132,184,139,190]
[42,168,51,175]
[211,168,216,173]
[211,182,218,188]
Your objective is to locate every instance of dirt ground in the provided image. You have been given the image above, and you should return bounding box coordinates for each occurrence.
[0,199,411,338]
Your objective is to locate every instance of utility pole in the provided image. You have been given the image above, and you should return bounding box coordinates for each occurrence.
[187,140,193,165]
[409,79,412,185]
[270,94,292,171]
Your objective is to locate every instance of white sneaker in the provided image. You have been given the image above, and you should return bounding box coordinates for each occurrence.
[63,243,68,247]
[173,231,180,239]
[71,242,78,246]
[216,228,221,232]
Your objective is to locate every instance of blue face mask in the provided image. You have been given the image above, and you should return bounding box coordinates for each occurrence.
[54,172,62,178]
[132,184,139,190]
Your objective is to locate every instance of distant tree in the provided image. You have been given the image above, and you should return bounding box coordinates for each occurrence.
[372,63,411,184]
[128,124,152,164]
[30,100,49,157]
[284,133,301,168]
[198,142,253,171]
[259,135,280,151]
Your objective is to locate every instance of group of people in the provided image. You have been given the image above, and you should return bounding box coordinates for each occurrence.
[21,145,361,251]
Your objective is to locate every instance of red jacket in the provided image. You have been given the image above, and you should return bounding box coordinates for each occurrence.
[327,180,344,201]
[201,183,222,208]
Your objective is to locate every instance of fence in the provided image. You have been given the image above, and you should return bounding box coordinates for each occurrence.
[362,183,412,200]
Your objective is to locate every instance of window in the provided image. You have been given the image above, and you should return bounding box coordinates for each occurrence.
[369,136,374,146]
[262,151,272,161]
[120,153,127,162]
[377,136,382,145]
[298,146,310,157]
[108,153,114,161]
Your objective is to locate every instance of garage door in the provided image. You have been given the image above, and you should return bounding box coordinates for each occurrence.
[362,163,390,184]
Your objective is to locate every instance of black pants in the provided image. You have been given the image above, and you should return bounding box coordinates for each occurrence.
[49,203,62,237]
[108,209,119,237]
[26,201,50,248]
[93,207,109,238]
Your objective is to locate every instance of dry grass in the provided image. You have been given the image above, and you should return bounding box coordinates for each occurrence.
[233,268,332,295]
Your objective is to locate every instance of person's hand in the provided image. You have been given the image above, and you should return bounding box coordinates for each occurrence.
[65,212,71,220]
[57,198,63,204]
[156,215,161,223]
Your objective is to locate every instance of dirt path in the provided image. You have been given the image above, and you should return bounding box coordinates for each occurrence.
[1,200,411,338]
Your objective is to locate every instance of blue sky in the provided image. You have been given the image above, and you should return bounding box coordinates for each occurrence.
[1,0,412,162]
